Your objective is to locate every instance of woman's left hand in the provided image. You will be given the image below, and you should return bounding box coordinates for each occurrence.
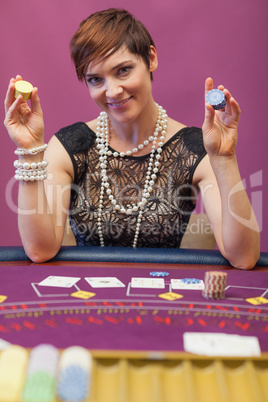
[202,77,241,158]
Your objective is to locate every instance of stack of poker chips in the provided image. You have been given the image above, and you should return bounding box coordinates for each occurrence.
[0,345,28,402]
[202,271,227,300]
[57,346,92,401]
[21,344,59,402]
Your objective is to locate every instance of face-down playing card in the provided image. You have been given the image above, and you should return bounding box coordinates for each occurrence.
[84,277,125,288]
[38,276,81,288]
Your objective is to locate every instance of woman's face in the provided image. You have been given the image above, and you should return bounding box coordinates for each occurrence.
[84,46,158,124]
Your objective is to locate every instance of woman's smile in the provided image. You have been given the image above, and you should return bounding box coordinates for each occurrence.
[107,96,133,110]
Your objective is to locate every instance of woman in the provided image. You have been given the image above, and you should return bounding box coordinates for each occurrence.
[4,8,260,267]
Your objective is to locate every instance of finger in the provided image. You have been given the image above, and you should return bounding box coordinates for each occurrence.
[4,80,16,114]
[4,75,28,113]
[31,87,43,115]
[215,85,232,114]
[205,77,214,98]
[222,89,232,115]
[5,94,24,122]
[229,97,241,121]
[204,102,215,130]
[204,78,216,128]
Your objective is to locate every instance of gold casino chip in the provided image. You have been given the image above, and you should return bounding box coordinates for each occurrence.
[14,80,33,101]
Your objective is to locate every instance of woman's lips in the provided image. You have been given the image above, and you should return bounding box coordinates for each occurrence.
[108,96,132,109]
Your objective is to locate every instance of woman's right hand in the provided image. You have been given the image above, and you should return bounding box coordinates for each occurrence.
[4,75,45,149]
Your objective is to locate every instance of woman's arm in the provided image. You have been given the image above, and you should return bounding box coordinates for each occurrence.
[17,137,73,263]
[4,76,72,263]
[193,77,260,269]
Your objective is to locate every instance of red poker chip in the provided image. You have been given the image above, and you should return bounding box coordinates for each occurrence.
[204,283,226,288]
[204,272,227,285]
[202,293,225,300]
[203,271,227,299]
[205,283,224,287]
[205,287,225,292]
[205,278,226,283]
[205,271,227,278]
[204,282,225,287]
[204,281,226,288]
[203,289,225,295]
[205,274,227,279]
[202,290,225,297]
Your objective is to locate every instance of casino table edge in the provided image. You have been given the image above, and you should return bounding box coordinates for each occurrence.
[0,246,268,268]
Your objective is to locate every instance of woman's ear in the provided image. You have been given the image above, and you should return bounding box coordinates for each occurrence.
[149,46,158,72]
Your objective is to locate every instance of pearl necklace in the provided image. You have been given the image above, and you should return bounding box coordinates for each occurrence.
[96,103,168,248]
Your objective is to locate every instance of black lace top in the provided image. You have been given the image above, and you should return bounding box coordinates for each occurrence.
[55,122,206,248]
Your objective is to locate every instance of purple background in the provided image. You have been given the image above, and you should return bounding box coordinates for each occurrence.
[0,0,267,250]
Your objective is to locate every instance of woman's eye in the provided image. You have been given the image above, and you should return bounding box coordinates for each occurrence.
[86,77,102,86]
[118,66,133,75]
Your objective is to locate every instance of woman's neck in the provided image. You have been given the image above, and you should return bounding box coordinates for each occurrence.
[108,100,159,152]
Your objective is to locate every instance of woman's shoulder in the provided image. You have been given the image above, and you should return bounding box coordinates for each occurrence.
[166,117,204,153]
[165,117,186,141]
[55,121,95,136]
[55,121,96,154]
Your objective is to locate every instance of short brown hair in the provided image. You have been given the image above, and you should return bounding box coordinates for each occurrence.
[70,8,155,81]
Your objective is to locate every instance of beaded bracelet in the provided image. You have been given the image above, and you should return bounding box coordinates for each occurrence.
[14,159,48,181]
[14,160,48,170]
[14,169,47,181]
[14,144,48,156]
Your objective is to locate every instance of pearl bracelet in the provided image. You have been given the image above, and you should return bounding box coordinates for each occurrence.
[14,144,48,156]
[15,168,47,181]
[14,159,48,181]
[14,159,48,170]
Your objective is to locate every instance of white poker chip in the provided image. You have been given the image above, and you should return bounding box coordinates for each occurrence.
[206,89,226,110]
[58,346,92,371]
[27,343,59,374]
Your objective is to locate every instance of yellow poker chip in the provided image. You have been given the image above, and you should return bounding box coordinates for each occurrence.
[14,80,33,101]
[71,290,96,300]
[158,292,183,301]
[246,297,268,305]
[0,295,7,303]
[0,345,28,401]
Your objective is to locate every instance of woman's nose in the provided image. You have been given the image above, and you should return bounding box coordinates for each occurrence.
[105,79,123,99]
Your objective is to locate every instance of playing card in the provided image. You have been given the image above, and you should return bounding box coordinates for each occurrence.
[38,276,81,288]
[183,332,261,357]
[131,277,165,289]
[84,277,125,288]
[171,279,204,290]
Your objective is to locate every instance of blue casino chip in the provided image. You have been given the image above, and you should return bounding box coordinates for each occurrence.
[150,271,169,277]
[182,278,201,284]
[57,365,89,401]
[206,89,227,110]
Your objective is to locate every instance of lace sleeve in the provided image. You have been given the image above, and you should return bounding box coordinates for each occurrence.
[54,122,95,182]
[181,127,207,183]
